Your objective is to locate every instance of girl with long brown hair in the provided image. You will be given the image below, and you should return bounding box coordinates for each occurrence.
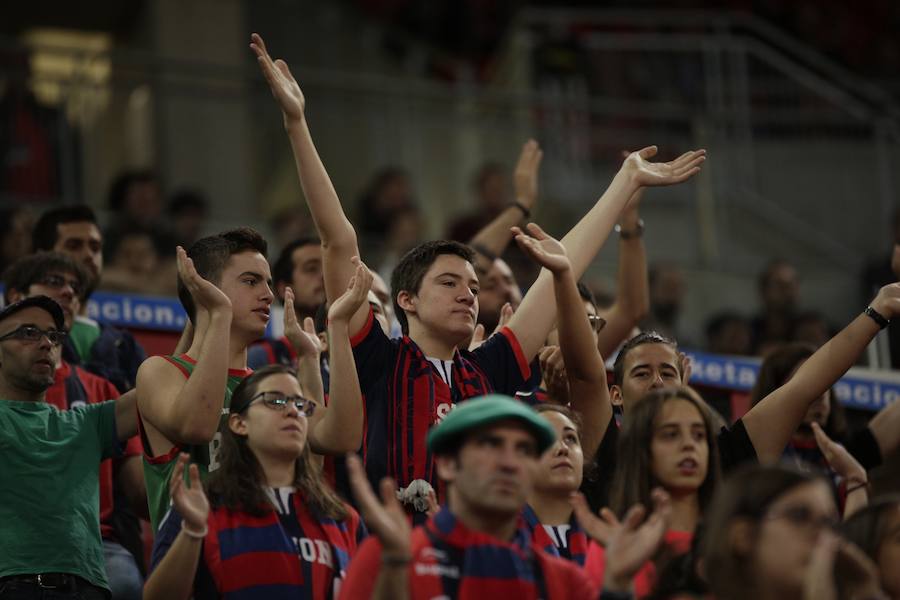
[583,386,721,598]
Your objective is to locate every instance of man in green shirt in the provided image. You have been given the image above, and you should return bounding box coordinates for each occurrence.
[0,296,138,598]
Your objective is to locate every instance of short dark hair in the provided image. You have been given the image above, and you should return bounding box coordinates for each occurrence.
[390,240,475,335]
[612,330,679,385]
[168,188,207,216]
[32,205,99,252]
[2,252,88,304]
[177,228,268,322]
[272,237,320,291]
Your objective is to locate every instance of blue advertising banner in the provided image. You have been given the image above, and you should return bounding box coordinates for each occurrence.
[683,350,900,412]
[83,291,277,337]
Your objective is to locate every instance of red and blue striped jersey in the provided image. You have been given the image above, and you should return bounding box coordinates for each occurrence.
[150,489,366,600]
[339,507,597,600]
[350,309,532,511]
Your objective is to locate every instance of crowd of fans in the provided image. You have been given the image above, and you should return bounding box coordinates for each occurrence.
[1,31,900,600]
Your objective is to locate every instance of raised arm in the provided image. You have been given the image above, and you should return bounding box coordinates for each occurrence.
[115,389,138,441]
[507,147,706,361]
[468,140,542,271]
[306,260,370,454]
[596,186,650,357]
[137,248,232,446]
[250,33,368,335]
[744,283,900,464]
[513,223,612,461]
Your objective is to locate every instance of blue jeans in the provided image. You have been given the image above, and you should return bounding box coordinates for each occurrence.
[102,541,142,600]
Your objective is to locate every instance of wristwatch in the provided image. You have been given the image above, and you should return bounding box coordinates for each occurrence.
[615,219,645,239]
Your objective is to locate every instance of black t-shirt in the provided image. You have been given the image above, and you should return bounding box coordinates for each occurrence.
[581,415,759,514]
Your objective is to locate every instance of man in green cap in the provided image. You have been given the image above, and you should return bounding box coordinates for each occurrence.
[341,394,615,599]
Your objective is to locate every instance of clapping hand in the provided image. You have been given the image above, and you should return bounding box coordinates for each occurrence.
[177,247,231,316]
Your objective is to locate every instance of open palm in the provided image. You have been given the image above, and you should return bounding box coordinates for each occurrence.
[283,288,323,358]
[512,223,570,274]
[177,247,231,314]
[250,33,306,122]
[624,146,706,187]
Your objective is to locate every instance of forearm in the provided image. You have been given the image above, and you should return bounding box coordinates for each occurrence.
[468,206,525,260]
[553,268,606,382]
[170,311,232,442]
[118,456,150,520]
[615,208,649,323]
[143,531,202,600]
[510,170,638,359]
[284,118,356,248]
[296,354,325,409]
[371,564,410,600]
[309,321,363,454]
[843,485,868,520]
[552,267,612,459]
[746,314,880,463]
[115,390,138,440]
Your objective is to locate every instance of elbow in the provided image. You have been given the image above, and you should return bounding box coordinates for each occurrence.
[321,227,358,252]
[176,422,218,446]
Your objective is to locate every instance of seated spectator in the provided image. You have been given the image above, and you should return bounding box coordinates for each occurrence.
[705,310,752,356]
[751,258,800,355]
[446,161,511,243]
[101,227,177,296]
[0,205,34,274]
[842,495,900,599]
[104,169,175,261]
[790,309,832,348]
[145,365,366,600]
[642,262,687,343]
[702,465,885,600]
[2,252,147,599]
[356,167,417,259]
[0,296,138,599]
[168,188,209,250]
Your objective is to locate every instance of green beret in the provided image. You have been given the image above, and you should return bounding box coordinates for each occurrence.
[427,394,557,455]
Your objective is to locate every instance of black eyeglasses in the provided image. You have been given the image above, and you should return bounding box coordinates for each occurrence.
[37,274,83,298]
[246,391,316,417]
[588,314,607,332]
[0,325,68,346]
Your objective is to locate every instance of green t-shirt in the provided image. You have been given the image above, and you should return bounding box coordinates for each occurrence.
[0,399,118,589]
[142,354,251,531]
[70,317,102,363]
